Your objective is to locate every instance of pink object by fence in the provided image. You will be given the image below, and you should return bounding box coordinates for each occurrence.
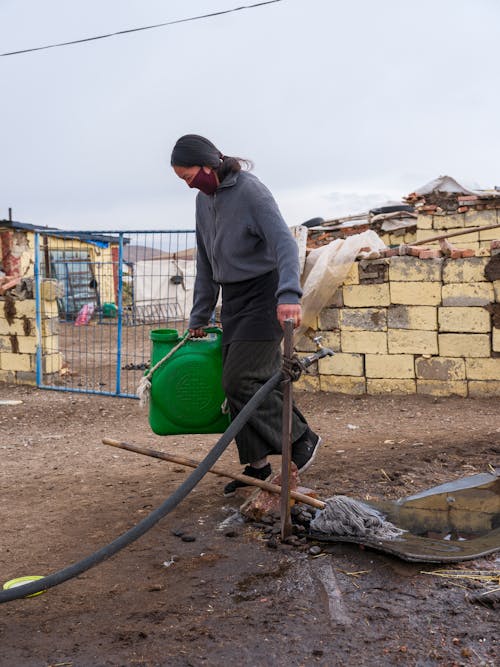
[74,303,95,326]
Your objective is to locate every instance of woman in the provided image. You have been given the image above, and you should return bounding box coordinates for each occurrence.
[171,134,321,495]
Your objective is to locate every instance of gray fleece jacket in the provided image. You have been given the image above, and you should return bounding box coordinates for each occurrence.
[188,170,302,329]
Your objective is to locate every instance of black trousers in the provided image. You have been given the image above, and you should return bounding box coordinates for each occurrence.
[222,339,308,464]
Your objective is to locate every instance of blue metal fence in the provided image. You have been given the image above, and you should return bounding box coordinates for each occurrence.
[34,229,197,398]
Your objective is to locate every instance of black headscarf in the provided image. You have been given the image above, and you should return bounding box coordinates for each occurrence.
[171,134,222,168]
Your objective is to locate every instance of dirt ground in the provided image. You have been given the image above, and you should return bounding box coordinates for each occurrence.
[1,382,499,667]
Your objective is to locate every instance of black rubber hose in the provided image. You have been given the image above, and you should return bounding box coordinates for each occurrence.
[0,370,283,603]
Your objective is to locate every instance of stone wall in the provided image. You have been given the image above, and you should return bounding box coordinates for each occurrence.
[0,281,62,384]
[295,249,500,397]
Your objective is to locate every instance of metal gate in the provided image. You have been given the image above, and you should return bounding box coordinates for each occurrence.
[34,229,196,397]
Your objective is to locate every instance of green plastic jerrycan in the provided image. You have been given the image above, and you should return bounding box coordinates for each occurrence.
[148,327,230,435]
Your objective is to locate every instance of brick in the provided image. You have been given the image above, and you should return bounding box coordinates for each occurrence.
[41,335,59,353]
[431,213,466,230]
[41,317,60,336]
[343,263,360,285]
[43,353,63,374]
[439,333,490,357]
[42,300,59,317]
[0,369,16,382]
[0,336,10,351]
[318,308,340,331]
[389,234,405,246]
[415,230,435,244]
[0,277,21,295]
[15,337,37,354]
[442,257,490,283]
[367,379,416,395]
[316,331,342,351]
[415,357,466,381]
[417,380,468,397]
[476,247,491,256]
[388,330,438,355]
[417,215,433,229]
[294,375,320,392]
[343,283,390,307]
[328,289,344,307]
[388,305,437,330]
[408,246,423,257]
[442,246,463,260]
[441,283,494,306]
[319,352,364,376]
[7,299,36,318]
[438,307,491,333]
[320,375,366,394]
[40,279,60,301]
[390,282,442,306]
[358,259,389,284]
[437,229,481,244]
[341,330,387,354]
[0,318,32,336]
[388,256,443,282]
[453,241,480,252]
[418,249,442,259]
[15,371,37,385]
[365,354,414,378]
[340,308,387,331]
[294,334,318,353]
[464,210,497,228]
[494,328,500,352]
[466,358,500,380]
[0,351,33,371]
[468,381,500,397]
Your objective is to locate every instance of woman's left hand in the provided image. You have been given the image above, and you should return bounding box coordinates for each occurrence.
[277,303,302,330]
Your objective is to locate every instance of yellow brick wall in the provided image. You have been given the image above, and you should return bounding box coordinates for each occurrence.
[0,296,62,383]
[303,252,500,397]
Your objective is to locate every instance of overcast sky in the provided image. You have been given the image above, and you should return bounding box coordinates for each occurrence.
[1,0,500,231]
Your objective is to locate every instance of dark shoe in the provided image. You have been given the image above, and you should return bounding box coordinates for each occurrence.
[292,428,322,473]
[223,463,272,497]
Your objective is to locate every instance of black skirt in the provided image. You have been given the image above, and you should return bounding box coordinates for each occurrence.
[220,270,283,345]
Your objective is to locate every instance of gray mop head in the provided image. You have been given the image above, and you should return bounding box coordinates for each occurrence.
[310,495,405,541]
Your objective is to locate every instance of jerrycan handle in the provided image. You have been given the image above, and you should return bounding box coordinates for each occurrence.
[202,326,222,337]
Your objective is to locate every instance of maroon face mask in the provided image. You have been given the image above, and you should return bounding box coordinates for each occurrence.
[189,168,218,195]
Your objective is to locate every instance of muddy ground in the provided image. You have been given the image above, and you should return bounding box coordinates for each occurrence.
[0,382,499,667]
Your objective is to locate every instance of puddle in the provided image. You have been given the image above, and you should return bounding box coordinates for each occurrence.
[311,471,500,563]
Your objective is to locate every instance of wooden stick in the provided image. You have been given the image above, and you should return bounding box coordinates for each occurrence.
[102,437,325,509]
[411,222,500,246]
[280,319,294,539]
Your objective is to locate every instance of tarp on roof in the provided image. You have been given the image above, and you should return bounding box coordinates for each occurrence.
[414,175,477,196]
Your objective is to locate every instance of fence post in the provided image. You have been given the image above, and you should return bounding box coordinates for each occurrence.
[34,232,43,386]
[115,233,124,395]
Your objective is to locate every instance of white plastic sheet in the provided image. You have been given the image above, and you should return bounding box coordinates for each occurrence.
[295,230,387,340]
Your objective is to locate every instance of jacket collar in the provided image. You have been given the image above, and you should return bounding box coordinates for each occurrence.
[217,171,240,190]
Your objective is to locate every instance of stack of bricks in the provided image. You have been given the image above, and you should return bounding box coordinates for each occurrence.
[295,242,500,397]
[415,209,499,253]
[404,184,500,253]
[0,280,62,384]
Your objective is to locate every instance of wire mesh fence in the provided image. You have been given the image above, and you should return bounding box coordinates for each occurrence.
[35,229,196,397]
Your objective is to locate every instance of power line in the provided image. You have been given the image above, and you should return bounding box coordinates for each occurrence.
[1,0,284,58]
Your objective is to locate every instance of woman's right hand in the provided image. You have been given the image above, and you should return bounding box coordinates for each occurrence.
[189,328,208,338]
